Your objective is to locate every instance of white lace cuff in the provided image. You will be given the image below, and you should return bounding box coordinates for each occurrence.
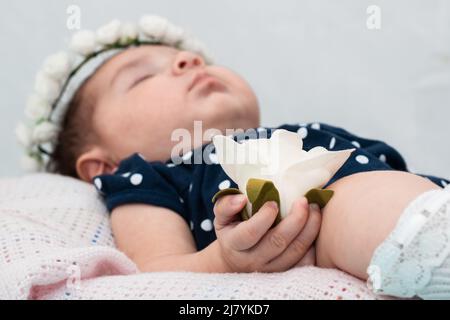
[367,185,450,299]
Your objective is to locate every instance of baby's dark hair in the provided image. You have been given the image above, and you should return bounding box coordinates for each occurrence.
[46,75,98,179]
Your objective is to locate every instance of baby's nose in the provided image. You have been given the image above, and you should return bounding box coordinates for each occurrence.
[172,51,204,74]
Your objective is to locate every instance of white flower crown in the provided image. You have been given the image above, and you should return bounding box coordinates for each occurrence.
[16,15,213,172]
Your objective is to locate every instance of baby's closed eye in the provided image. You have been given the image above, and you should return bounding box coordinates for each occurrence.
[129,73,154,90]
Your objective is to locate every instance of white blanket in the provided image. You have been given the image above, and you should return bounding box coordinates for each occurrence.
[0,173,385,300]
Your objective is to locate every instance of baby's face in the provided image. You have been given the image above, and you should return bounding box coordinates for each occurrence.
[88,45,260,164]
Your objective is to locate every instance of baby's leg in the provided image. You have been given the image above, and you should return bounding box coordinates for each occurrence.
[315,170,440,280]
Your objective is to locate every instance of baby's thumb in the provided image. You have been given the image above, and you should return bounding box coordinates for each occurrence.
[213,194,247,230]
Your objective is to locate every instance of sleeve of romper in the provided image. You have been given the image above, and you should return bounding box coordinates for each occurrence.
[92,153,187,216]
[318,123,409,171]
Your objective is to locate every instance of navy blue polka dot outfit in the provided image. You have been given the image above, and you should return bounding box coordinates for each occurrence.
[93,123,449,250]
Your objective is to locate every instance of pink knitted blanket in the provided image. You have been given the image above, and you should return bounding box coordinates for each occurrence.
[0,174,385,300]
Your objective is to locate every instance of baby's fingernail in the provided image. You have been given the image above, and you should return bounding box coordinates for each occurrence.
[266,201,278,211]
[299,197,309,209]
[309,203,320,211]
[232,194,246,205]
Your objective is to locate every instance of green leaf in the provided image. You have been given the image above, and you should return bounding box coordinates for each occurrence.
[246,178,282,227]
[304,188,334,208]
[211,182,335,227]
[211,188,242,203]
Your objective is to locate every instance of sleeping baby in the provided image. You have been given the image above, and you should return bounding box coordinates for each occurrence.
[18,15,450,299]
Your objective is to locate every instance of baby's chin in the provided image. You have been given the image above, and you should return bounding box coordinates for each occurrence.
[188,83,259,130]
[196,104,259,134]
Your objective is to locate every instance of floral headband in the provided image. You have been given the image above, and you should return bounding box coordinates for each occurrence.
[16,15,213,172]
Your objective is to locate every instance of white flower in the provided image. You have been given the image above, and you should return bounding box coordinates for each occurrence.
[119,23,138,45]
[179,37,213,63]
[42,51,73,81]
[34,72,61,102]
[15,122,33,148]
[25,94,52,120]
[163,24,185,45]
[70,30,97,56]
[96,19,122,45]
[213,129,355,219]
[32,121,60,144]
[21,154,42,172]
[20,14,215,173]
[139,15,169,41]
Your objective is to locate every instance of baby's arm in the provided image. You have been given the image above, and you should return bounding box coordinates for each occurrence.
[315,170,440,279]
[111,204,228,272]
[111,197,320,273]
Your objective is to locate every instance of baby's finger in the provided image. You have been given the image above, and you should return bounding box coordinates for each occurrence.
[227,201,279,251]
[213,194,247,231]
[294,246,316,267]
[263,204,321,272]
[249,197,310,263]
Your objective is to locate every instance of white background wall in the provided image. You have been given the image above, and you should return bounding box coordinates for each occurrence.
[1,0,449,178]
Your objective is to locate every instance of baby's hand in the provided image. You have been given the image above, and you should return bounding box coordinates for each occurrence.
[213,194,321,273]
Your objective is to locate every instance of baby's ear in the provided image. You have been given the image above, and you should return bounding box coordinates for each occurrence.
[76,147,117,182]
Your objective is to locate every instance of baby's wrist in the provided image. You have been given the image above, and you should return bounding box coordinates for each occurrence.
[199,240,233,273]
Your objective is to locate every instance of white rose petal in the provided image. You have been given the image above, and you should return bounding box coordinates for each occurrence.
[21,154,42,172]
[96,19,122,45]
[15,122,33,148]
[213,129,355,219]
[42,51,73,81]
[119,22,138,45]
[32,121,60,144]
[70,30,97,56]
[25,94,52,120]
[139,15,169,41]
[34,72,61,101]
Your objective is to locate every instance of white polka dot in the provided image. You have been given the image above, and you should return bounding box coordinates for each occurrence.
[166,163,176,168]
[200,219,213,232]
[208,152,218,164]
[188,183,193,192]
[442,180,448,188]
[352,141,361,148]
[94,178,102,190]
[355,155,369,164]
[297,127,308,139]
[311,123,321,130]
[121,172,131,178]
[179,197,184,204]
[190,221,194,231]
[130,173,143,185]
[329,137,336,149]
[182,150,193,161]
[379,154,387,162]
[218,179,231,190]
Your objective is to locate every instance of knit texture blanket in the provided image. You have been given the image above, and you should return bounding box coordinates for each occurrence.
[0,173,386,300]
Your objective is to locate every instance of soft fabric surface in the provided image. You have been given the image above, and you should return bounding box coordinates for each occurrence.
[0,173,386,300]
